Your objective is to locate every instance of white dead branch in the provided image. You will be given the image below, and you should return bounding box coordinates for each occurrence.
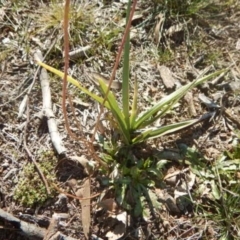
[0,208,78,240]
[0,208,46,240]
[34,50,65,155]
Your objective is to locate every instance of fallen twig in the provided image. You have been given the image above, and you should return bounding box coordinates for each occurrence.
[51,182,100,201]
[0,208,78,240]
[18,38,58,118]
[0,208,46,240]
[34,50,66,155]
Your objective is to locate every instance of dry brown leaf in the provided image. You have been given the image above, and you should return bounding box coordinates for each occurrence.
[154,13,165,45]
[185,171,196,190]
[97,198,118,213]
[70,155,88,168]
[86,72,122,90]
[69,155,93,175]
[119,13,143,27]
[66,178,78,189]
[184,91,197,116]
[72,98,91,107]
[164,193,180,214]
[76,178,91,239]
[166,23,184,37]
[174,171,196,198]
[158,65,175,89]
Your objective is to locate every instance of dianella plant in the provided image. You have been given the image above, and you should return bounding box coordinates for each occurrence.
[36,0,226,216]
[36,25,225,147]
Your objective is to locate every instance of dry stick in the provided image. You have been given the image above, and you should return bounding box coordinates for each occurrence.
[91,0,138,143]
[0,209,78,240]
[33,36,65,155]
[0,209,46,240]
[51,182,100,201]
[23,97,51,195]
[34,50,66,155]
[17,37,58,117]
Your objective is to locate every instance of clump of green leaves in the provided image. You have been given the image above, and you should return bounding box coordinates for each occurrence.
[93,27,122,51]
[190,142,240,239]
[14,150,57,206]
[36,0,226,146]
[99,144,167,217]
[36,0,226,217]
[37,58,225,146]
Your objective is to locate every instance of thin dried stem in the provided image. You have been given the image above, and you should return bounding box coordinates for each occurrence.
[62,0,108,168]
